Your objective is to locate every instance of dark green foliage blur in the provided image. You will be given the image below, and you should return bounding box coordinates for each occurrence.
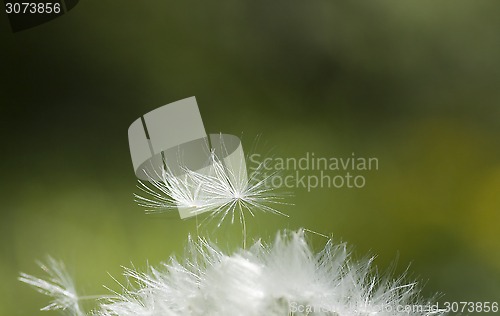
[1,1,499,315]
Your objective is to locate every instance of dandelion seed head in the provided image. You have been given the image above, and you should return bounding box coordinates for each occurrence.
[20,230,447,316]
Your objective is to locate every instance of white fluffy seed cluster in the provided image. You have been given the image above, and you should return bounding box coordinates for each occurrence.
[20,230,446,316]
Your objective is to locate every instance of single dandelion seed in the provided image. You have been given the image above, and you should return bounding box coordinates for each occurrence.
[18,257,85,316]
[135,146,290,247]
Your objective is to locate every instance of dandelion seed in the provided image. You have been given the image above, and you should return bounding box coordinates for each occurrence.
[135,137,290,247]
[18,257,85,316]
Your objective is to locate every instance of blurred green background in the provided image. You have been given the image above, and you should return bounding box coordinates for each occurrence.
[1,1,499,315]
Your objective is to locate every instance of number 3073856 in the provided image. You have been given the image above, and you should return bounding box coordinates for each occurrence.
[5,2,61,14]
